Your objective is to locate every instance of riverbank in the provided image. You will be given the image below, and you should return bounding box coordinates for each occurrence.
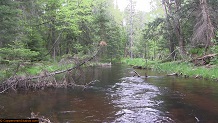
[0,59,111,82]
[0,61,74,81]
[0,55,112,93]
[122,58,218,81]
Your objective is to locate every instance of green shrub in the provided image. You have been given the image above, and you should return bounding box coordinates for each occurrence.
[189,48,204,56]
[0,41,39,61]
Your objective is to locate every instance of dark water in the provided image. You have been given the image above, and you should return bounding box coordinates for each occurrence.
[1,64,218,123]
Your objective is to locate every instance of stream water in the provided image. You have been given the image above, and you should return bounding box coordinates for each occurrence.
[0,64,218,123]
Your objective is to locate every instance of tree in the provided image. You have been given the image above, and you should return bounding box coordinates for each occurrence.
[0,0,20,47]
[18,0,46,56]
[162,0,187,59]
[91,0,127,61]
[124,0,136,58]
[192,0,215,51]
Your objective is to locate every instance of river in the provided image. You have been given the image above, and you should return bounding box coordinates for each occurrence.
[0,64,218,123]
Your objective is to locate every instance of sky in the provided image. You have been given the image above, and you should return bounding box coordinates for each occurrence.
[114,0,152,12]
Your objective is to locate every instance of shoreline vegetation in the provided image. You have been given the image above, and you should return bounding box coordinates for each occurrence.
[0,61,110,93]
[122,58,218,82]
[0,50,111,83]
[0,48,112,93]
[0,61,110,81]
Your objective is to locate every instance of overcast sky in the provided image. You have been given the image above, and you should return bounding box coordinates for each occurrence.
[115,0,152,12]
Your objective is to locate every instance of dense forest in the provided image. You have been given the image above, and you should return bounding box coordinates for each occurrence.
[0,0,218,81]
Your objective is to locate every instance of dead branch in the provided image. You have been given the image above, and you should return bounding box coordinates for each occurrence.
[190,53,217,66]
[0,47,100,93]
[44,29,65,57]
[133,70,141,77]
[167,73,178,76]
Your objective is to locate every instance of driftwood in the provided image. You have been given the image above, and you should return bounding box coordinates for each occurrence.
[0,47,101,93]
[195,75,203,79]
[101,62,111,66]
[167,73,178,76]
[191,54,217,66]
[133,70,141,77]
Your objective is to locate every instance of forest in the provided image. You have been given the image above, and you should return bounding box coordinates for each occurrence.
[0,0,218,84]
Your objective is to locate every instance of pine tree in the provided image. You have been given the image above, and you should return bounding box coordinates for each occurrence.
[0,0,20,47]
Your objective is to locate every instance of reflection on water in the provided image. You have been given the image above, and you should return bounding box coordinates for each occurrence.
[0,65,218,123]
[0,89,118,122]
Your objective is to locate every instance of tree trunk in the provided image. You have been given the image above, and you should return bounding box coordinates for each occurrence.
[170,36,176,59]
[51,20,56,61]
[200,0,214,50]
[192,0,215,50]
[174,0,185,55]
[162,0,176,60]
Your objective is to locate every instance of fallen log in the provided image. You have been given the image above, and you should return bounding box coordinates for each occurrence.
[167,73,178,76]
[191,54,217,66]
[0,47,101,93]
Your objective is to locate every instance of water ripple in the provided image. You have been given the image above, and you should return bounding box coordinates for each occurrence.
[109,77,174,123]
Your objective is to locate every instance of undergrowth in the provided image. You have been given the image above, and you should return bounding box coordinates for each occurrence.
[122,58,218,80]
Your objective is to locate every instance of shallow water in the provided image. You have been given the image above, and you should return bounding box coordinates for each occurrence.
[0,64,218,123]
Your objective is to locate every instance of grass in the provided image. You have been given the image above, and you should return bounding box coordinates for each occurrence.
[121,58,158,68]
[122,58,218,80]
[24,62,75,75]
[0,56,116,81]
[157,62,218,79]
[0,61,75,81]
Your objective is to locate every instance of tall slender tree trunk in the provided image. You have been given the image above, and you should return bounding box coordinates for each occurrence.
[192,0,215,51]
[51,20,56,61]
[129,0,134,58]
[174,0,185,55]
[170,36,176,60]
[200,0,214,50]
[174,17,185,55]
[162,0,176,59]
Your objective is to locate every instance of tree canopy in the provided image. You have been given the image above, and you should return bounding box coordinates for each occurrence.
[0,0,217,63]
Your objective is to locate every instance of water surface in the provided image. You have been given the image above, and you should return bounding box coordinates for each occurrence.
[0,64,218,123]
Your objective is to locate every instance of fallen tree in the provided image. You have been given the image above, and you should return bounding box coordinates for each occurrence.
[0,47,101,93]
[190,53,217,66]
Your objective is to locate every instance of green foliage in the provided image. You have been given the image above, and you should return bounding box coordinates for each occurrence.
[26,28,45,52]
[122,58,146,66]
[123,58,218,80]
[154,62,193,73]
[0,0,21,46]
[25,65,42,75]
[209,44,218,65]
[211,45,218,54]
[141,17,165,59]
[91,0,127,61]
[189,48,205,56]
[122,58,159,68]
[0,41,39,61]
[158,62,218,80]
[0,40,40,80]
